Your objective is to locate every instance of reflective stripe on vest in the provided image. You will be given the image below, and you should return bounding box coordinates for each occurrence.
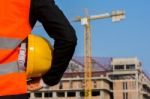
[0,61,19,74]
[0,38,22,49]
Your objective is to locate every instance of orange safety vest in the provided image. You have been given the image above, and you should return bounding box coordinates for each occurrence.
[0,0,31,96]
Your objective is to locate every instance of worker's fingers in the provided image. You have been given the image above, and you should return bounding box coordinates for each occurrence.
[27,86,42,91]
[27,77,42,91]
[27,84,43,91]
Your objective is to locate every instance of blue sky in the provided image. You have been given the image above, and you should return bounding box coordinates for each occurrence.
[32,0,150,73]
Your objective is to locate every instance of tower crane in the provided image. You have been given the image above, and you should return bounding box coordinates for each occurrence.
[74,9,125,99]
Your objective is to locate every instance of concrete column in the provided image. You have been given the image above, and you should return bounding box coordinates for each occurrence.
[100,91,104,99]
[65,91,67,98]
[100,77,104,89]
[135,72,139,99]
[53,92,57,99]
[124,64,126,70]
[42,92,44,99]
[100,79,104,99]
[76,91,81,99]
[30,92,34,99]
[99,91,101,99]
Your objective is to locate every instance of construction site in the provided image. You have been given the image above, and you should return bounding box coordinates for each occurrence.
[28,10,150,99]
[28,57,150,99]
[0,1,150,99]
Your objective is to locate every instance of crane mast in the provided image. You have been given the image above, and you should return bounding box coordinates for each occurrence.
[83,17,92,99]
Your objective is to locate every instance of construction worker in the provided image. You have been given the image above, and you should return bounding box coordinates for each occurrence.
[0,0,77,98]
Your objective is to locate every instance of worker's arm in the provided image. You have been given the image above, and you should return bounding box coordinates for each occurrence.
[30,0,77,86]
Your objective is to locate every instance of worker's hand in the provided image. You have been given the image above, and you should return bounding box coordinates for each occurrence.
[27,77,43,91]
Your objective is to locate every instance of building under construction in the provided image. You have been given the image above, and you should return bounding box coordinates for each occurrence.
[29,57,150,99]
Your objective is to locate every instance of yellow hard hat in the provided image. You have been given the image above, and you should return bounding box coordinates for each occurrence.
[26,34,53,78]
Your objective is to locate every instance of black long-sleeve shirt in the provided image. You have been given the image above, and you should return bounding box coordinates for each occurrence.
[29,0,77,86]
